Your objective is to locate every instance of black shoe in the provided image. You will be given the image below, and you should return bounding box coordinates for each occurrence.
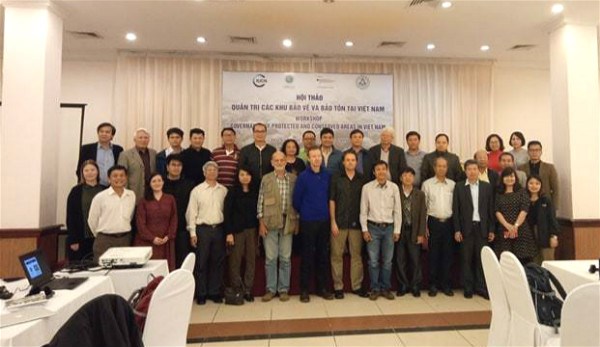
[318,290,334,300]
[428,286,438,297]
[464,291,474,299]
[300,292,310,303]
[352,288,369,298]
[209,295,224,303]
[396,287,408,297]
[412,288,421,297]
[196,296,206,305]
[476,290,490,300]
[334,290,344,299]
[443,288,454,297]
[244,293,254,302]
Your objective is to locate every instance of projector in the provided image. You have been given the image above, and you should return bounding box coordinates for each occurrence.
[99,247,152,268]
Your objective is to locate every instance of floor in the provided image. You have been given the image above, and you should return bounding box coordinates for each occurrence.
[186,290,491,347]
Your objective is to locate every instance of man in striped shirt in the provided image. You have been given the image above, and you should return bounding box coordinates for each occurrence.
[212,127,240,188]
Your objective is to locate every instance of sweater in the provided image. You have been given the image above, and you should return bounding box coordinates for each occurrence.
[293,166,331,221]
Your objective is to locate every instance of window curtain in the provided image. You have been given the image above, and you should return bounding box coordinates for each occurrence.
[113,52,493,159]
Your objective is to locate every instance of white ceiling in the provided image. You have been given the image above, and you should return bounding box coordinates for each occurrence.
[4,0,600,63]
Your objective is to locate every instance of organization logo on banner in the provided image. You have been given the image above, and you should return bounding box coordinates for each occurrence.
[285,74,294,84]
[253,74,268,88]
[356,75,370,90]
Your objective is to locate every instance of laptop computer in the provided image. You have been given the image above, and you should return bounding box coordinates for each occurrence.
[18,250,88,292]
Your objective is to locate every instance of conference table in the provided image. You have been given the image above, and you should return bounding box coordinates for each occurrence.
[542,259,599,294]
[61,259,169,299]
[0,276,114,347]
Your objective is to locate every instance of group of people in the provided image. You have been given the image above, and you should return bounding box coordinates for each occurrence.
[67,121,560,305]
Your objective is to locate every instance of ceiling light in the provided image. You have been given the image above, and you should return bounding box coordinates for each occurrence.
[551,3,564,14]
[426,43,436,50]
[441,1,452,9]
[282,39,292,48]
[125,32,137,42]
[196,36,206,44]
[480,45,490,52]
[345,41,354,47]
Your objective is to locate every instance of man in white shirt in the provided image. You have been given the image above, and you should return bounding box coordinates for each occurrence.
[88,165,136,263]
[421,156,456,297]
[186,161,228,305]
[360,160,402,301]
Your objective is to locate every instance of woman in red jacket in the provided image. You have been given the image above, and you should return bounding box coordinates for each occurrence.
[135,172,178,270]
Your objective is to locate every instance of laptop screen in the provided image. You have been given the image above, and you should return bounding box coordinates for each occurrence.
[23,256,43,280]
[18,249,53,288]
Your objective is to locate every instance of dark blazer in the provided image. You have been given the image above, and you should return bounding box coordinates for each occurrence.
[529,196,560,248]
[76,142,123,177]
[452,180,495,238]
[486,169,499,190]
[402,187,427,243]
[519,161,559,209]
[66,184,106,245]
[156,149,168,177]
[367,144,408,184]
[421,151,464,182]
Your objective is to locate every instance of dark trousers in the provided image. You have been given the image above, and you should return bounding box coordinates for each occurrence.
[68,238,95,262]
[300,220,330,293]
[175,230,192,269]
[427,218,453,290]
[228,228,257,292]
[460,223,487,293]
[194,225,225,298]
[395,225,422,291]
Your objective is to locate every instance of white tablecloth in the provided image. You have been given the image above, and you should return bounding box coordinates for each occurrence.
[63,259,169,299]
[542,260,599,294]
[0,276,114,347]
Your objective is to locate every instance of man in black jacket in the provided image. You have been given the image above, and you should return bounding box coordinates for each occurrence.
[452,159,495,299]
[181,128,212,186]
[367,127,407,183]
[163,154,195,268]
[77,122,123,186]
[421,133,463,182]
[239,123,276,186]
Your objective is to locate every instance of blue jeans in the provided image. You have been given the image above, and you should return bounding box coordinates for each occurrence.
[263,228,293,294]
[366,223,394,291]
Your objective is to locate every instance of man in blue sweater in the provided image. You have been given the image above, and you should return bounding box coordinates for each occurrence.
[293,147,335,303]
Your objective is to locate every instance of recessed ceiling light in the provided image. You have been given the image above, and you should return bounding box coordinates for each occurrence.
[426,43,436,50]
[282,38,292,48]
[441,1,452,9]
[551,3,564,14]
[196,36,206,44]
[125,32,137,42]
[345,41,354,47]
[480,45,490,52]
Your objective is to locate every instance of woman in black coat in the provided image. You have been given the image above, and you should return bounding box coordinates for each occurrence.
[526,174,560,263]
[66,160,106,262]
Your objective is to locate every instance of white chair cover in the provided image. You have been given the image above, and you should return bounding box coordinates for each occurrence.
[560,282,600,347]
[142,269,195,347]
[500,251,559,347]
[181,253,196,273]
[481,246,510,346]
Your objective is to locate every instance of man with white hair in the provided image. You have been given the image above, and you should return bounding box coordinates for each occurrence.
[186,161,228,305]
[367,127,408,184]
[117,128,157,201]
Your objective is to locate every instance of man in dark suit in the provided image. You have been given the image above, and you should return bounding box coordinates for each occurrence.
[474,149,499,189]
[367,127,407,183]
[394,167,427,297]
[452,159,495,299]
[420,133,463,182]
[77,122,123,186]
